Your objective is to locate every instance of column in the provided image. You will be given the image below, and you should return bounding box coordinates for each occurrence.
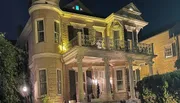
[101,57,112,100]
[147,60,153,76]
[128,57,135,98]
[76,55,84,102]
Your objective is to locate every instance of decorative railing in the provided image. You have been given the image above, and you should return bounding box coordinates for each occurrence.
[59,34,154,55]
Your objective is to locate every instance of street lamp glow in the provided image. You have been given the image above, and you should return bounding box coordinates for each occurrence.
[23,86,28,92]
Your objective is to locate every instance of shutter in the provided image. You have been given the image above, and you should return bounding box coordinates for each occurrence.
[84,28,89,35]
[68,25,74,41]
[126,69,130,91]
[172,43,177,56]
[136,69,140,81]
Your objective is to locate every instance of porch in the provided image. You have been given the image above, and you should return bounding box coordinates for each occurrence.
[63,48,154,103]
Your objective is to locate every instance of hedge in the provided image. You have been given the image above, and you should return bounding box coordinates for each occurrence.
[137,70,180,103]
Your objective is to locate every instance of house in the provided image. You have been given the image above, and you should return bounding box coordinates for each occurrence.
[140,23,180,78]
[17,0,155,102]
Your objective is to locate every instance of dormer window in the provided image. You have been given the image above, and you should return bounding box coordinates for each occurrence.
[75,5,80,10]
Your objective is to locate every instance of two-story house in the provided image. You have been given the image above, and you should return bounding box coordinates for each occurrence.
[17,0,155,102]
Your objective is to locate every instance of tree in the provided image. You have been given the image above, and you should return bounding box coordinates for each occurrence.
[0,33,28,103]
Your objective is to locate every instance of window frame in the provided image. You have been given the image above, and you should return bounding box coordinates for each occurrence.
[114,67,126,92]
[35,18,45,43]
[164,44,173,58]
[56,69,62,95]
[38,68,48,97]
[54,20,60,43]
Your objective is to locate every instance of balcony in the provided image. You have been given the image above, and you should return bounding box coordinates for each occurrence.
[59,34,154,55]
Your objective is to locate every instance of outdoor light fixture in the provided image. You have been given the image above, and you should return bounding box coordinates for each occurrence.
[23,86,28,92]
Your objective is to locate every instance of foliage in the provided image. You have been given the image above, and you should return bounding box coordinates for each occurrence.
[175,59,180,69]
[137,70,180,103]
[0,33,29,103]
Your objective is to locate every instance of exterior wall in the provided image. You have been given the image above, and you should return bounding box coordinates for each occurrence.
[141,30,177,79]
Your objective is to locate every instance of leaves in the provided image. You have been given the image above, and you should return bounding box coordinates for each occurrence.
[0,33,28,103]
[137,70,180,103]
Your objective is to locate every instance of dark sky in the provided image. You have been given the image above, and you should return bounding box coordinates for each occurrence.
[1,0,180,40]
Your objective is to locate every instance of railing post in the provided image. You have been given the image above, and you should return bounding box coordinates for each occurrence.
[151,43,154,55]
[78,32,82,46]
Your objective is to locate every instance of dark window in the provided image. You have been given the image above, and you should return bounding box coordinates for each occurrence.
[37,20,44,42]
[54,21,60,43]
[116,70,123,91]
[39,70,47,95]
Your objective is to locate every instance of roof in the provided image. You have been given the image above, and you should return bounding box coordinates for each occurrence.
[139,23,176,41]
[115,3,144,21]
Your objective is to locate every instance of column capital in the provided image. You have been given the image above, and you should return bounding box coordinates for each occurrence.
[102,57,111,63]
[146,60,154,65]
[76,55,84,63]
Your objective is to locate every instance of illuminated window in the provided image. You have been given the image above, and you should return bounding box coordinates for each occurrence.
[54,21,60,43]
[39,70,47,95]
[164,45,173,58]
[116,70,123,91]
[37,20,44,42]
[57,70,62,94]
[75,5,80,10]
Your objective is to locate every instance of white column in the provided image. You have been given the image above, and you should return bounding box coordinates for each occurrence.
[101,57,112,101]
[147,60,154,76]
[76,55,84,102]
[128,58,135,98]
[77,31,82,46]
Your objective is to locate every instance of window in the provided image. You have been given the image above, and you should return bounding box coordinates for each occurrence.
[39,70,47,95]
[164,45,173,58]
[57,70,61,94]
[75,5,80,10]
[37,20,44,43]
[54,21,60,43]
[116,70,124,91]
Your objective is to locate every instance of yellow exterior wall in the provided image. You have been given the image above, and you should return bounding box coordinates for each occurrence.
[140,30,177,79]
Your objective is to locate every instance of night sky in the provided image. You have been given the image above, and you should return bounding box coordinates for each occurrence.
[1,0,180,40]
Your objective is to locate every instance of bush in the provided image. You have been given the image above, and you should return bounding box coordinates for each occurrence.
[137,70,180,103]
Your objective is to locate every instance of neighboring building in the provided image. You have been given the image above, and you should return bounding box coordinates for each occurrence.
[17,0,155,102]
[140,24,180,78]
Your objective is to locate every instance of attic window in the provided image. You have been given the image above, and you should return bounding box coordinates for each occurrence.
[129,7,133,11]
[75,5,80,10]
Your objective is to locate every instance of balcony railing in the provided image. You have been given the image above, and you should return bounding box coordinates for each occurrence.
[60,34,154,55]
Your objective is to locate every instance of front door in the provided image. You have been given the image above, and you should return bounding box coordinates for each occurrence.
[69,70,76,101]
[86,70,92,102]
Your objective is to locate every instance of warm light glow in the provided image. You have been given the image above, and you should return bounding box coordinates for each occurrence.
[129,8,133,11]
[58,44,67,53]
[92,79,98,85]
[23,86,28,92]
[110,78,113,84]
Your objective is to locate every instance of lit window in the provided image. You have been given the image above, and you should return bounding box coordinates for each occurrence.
[37,20,44,43]
[116,70,123,91]
[75,5,80,10]
[39,70,47,95]
[54,21,60,43]
[164,45,173,58]
[57,70,61,94]
[133,69,140,87]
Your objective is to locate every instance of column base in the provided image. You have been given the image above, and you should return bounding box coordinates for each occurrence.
[100,93,112,101]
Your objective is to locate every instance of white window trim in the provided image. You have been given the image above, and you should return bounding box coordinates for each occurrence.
[164,44,173,58]
[54,20,60,43]
[114,67,126,92]
[56,69,62,95]
[38,68,48,97]
[35,18,45,43]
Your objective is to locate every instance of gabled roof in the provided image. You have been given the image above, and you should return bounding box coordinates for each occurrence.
[62,0,93,15]
[115,2,144,21]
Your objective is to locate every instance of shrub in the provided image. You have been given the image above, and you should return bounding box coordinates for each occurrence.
[137,70,180,103]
